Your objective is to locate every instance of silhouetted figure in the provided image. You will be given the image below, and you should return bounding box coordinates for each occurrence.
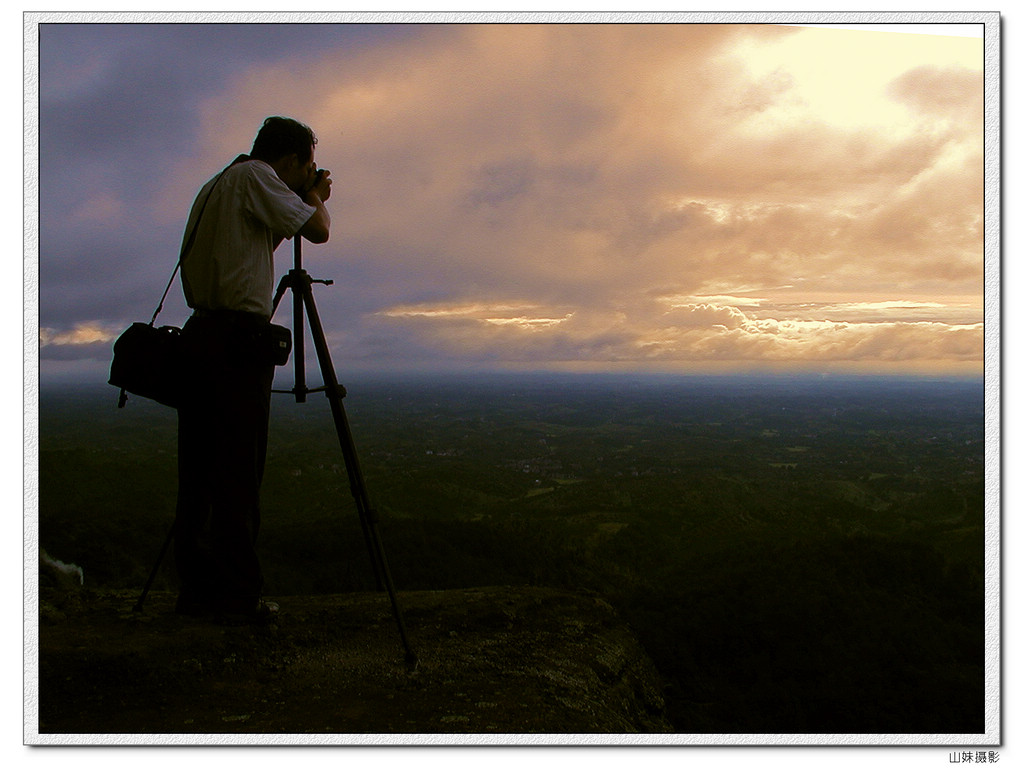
[173,116,332,623]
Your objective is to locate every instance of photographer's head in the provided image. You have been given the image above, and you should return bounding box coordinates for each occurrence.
[251,116,319,193]
[251,116,317,164]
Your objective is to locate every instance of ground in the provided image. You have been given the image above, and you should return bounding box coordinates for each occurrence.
[33,582,672,742]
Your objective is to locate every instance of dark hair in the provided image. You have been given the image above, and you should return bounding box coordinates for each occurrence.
[250,116,317,164]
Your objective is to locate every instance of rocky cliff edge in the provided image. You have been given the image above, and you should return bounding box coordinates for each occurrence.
[33,583,672,741]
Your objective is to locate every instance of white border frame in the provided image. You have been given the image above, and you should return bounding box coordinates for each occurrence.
[21,10,1002,751]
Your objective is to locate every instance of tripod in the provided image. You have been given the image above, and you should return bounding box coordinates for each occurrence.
[134,237,417,670]
[270,238,417,669]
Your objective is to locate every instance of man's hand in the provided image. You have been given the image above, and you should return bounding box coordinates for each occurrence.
[298,166,332,244]
[304,167,332,203]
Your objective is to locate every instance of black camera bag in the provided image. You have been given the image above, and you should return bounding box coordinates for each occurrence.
[108,322,184,408]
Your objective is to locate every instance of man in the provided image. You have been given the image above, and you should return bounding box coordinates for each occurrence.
[174,116,332,623]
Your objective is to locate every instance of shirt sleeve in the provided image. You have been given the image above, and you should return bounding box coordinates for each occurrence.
[244,162,317,238]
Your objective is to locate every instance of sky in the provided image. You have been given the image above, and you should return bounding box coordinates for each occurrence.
[30,16,991,384]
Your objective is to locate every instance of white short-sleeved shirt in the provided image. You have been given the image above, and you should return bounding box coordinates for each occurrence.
[181,159,315,319]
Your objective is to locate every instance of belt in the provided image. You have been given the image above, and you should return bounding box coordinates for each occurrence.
[191,307,269,327]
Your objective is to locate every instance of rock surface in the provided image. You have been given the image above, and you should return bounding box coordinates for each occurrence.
[33,584,672,741]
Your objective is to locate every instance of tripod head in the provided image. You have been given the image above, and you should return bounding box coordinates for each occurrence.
[270,236,336,403]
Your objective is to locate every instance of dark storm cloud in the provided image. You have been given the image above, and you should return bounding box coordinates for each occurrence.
[35,22,415,352]
[39,23,406,154]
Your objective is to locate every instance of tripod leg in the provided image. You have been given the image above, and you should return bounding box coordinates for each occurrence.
[298,278,418,670]
[134,518,175,612]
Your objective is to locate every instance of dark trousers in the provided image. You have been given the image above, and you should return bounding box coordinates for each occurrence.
[174,312,275,612]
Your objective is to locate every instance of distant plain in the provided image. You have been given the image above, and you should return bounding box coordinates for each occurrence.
[36,373,988,733]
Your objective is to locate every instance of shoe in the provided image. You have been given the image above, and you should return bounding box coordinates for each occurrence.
[216,599,279,626]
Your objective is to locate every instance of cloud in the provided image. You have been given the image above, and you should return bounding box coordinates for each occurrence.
[40,321,117,346]
[316,25,978,303]
[370,293,983,370]
[888,65,984,126]
[68,191,125,227]
[40,322,118,347]
[39,322,120,365]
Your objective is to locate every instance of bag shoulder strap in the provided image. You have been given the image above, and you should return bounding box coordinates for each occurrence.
[148,154,251,325]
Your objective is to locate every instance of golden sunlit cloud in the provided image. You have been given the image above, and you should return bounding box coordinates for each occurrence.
[380,301,575,330]
[376,295,982,371]
[40,323,117,347]
[481,315,574,329]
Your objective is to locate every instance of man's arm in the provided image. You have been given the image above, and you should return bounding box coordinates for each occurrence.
[297,170,332,244]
